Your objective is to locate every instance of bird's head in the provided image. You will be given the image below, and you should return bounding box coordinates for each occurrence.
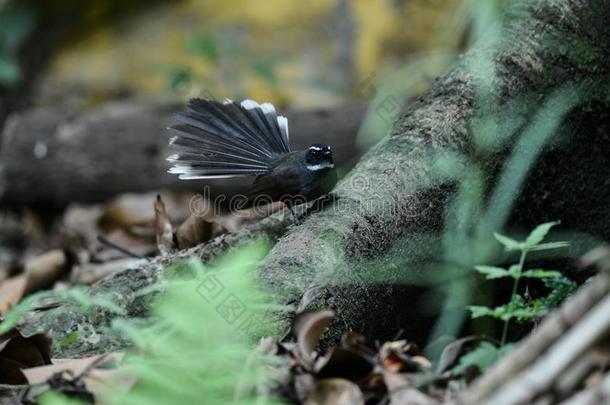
[305,144,334,171]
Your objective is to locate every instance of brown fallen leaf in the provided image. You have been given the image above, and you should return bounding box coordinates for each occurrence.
[0,328,52,384]
[154,194,176,255]
[380,340,431,373]
[166,196,285,250]
[23,355,112,385]
[304,378,364,405]
[213,201,286,233]
[436,336,482,375]
[174,211,214,250]
[62,203,105,245]
[100,193,158,231]
[100,192,191,232]
[293,310,335,367]
[156,194,216,250]
[23,353,134,403]
[23,249,70,296]
[382,370,438,405]
[0,274,27,315]
[0,249,69,315]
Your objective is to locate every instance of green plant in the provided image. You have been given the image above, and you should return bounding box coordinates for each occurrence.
[453,341,514,375]
[105,242,285,404]
[36,242,285,405]
[0,1,35,86]
[469,221,577,345]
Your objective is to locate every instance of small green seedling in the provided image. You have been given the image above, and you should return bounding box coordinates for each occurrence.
[469,221,577,346]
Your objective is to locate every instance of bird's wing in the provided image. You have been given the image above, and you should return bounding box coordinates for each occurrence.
[167,98,290,179]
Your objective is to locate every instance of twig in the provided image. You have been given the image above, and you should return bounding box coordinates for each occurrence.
[97,235,149,261]
[559,370,610,405]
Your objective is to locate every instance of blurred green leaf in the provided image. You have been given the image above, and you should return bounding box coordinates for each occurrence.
[0,50,20,85]
[541,276,579,309]
[110,241,287,404]
[474,265,509,280]
[493,233,521,251]
[166,67,192,95]
[524,221,560,248]
[453,341,513,375]
[468,305,496,319]
[521,269,563,279]
[0,2,35,49]
[186,34,218,60]
[39,391,87,405]
[482,83,586,234]
[528,241,570,252]
[252,59,277,85]
[470,295,539,322]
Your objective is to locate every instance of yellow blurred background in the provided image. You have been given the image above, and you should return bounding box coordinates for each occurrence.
[39,0,471,108]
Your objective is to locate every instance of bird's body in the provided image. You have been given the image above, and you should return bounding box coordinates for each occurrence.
[167,98,337,212]
[249,150,337,205]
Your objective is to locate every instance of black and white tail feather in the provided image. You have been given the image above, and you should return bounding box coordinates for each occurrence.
[167,98,290,180]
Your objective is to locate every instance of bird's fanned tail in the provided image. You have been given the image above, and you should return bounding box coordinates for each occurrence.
[167,98,290,179]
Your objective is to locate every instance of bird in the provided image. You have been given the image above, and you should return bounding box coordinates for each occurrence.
[166,98,337,216]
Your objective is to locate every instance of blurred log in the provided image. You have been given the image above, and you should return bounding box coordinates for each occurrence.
[0,101,366,206]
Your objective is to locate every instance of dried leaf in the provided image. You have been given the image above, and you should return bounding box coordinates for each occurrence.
[0,250,71,321]
[383,353,407,373]
[23,355,108,385]
[0,328,52,384]
[304,378,364,405]
[382,370,437,405]
[22,353,132,403]
[0,275,26,314]
[63,203,105,244]
[380,340,430,372]
[100,193,158,230]
[174,213,214,249]
[436,336,481,375]
[293,310,335,365]
[154,195,176,255]
[214,201,286,233]
[23,249,69,296]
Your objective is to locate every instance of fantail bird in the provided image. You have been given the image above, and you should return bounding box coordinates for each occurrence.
[167,98,338,211]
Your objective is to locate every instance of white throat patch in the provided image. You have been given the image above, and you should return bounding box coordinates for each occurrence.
[307,162,335,171]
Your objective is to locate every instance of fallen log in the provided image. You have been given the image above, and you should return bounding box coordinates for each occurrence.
[0,102,366,206]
